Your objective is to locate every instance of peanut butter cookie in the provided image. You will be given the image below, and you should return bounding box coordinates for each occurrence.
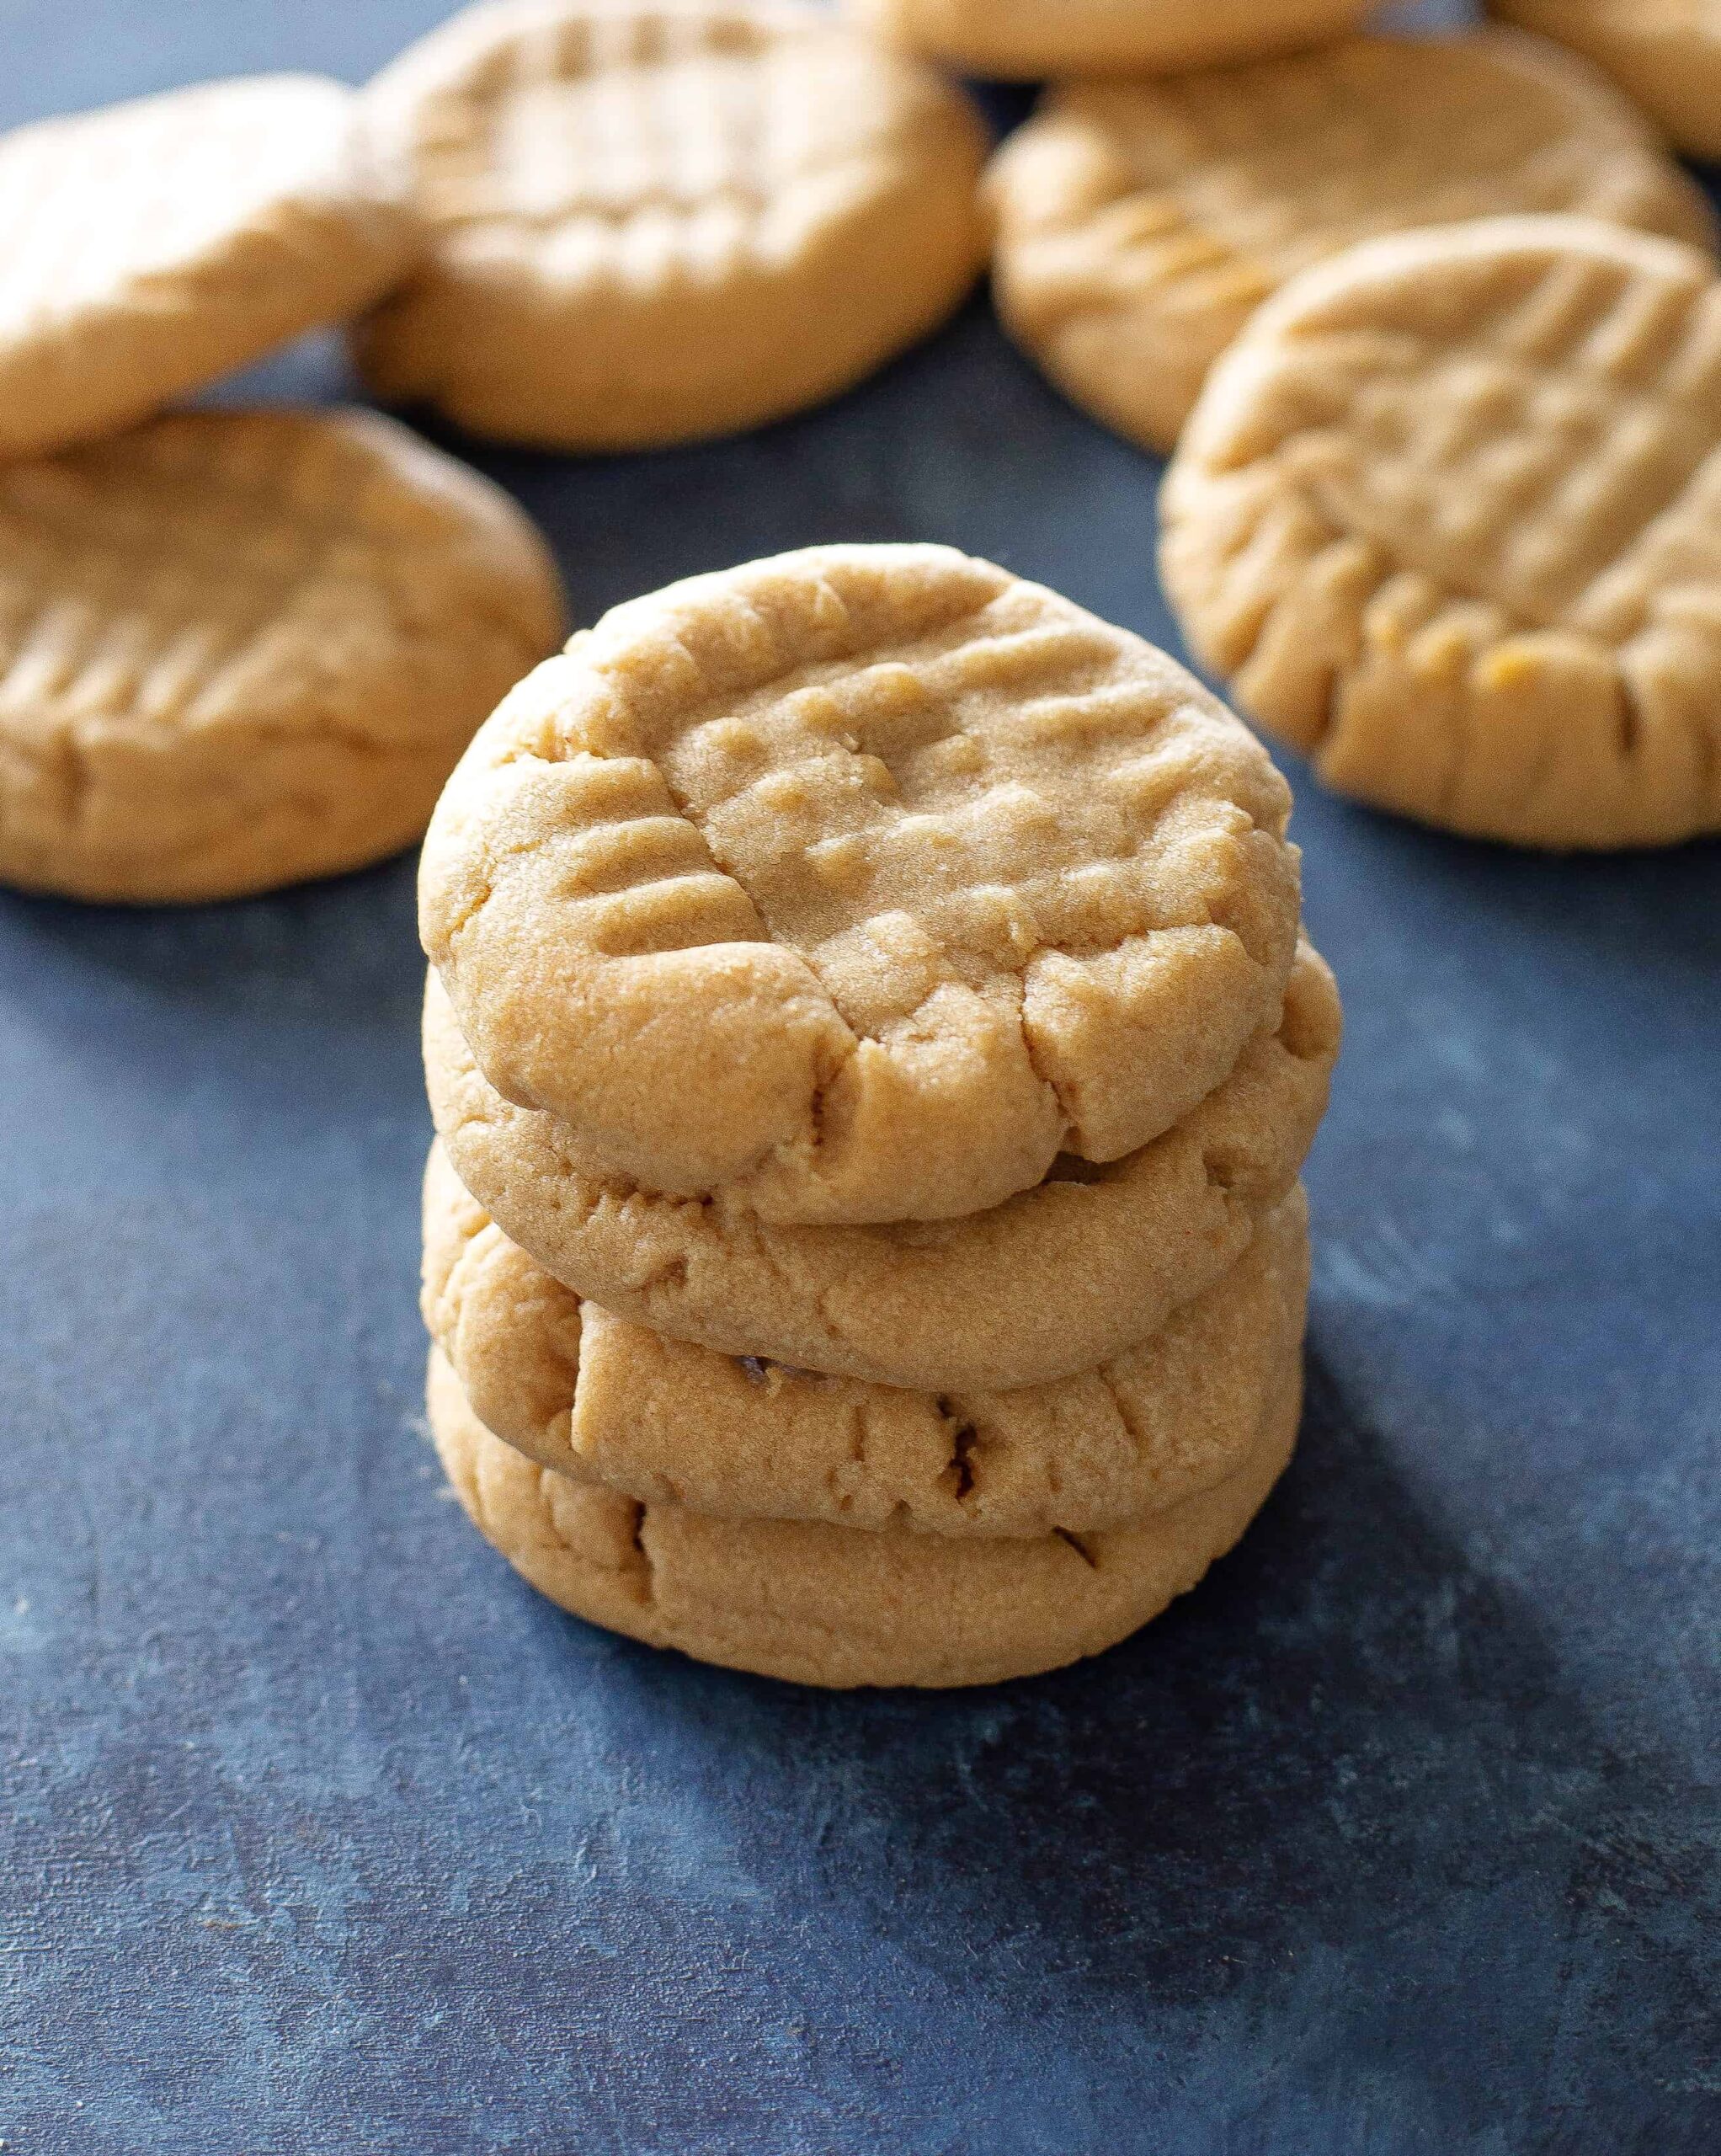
[423,937,1340,1390]
[851,0,1371,81]
[428,1343,1300,1688]
[1161,216,1721,849]
[0,409,564,901]
[986,31,1713,455]
[0,75,419,462]
[355,1,988,448]
[424,1139,1310,1535]
[421,543,1303,1225]
[1493,3,1721,161]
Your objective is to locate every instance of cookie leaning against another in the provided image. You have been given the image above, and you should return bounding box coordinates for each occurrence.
[1161,216,1721,851]
[986,29,1716,457]
[850,0,1372,79]
[428,1344,1302,1689]
[424,1137,1310,1536]
[423,937,1340,1391]
[1492,3,1721,161]
[355,0,988,450]
[0,76,420,463]
[421,543,1303,1226]
[0,409,565,903]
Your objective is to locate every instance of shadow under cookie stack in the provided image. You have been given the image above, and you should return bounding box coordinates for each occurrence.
[418,542,1341,1689]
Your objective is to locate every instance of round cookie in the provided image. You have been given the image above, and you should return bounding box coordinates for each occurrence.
[0,408,565,902]
[0,76,420,463]
[423,936,1340,1390]
[424,1138,1310,1535]
[1492,3,1721,161]
[850,0,1372,80]
[1160,216,1721,851]
[420,543,1303,1226]
[985,29,1716,456]
[427,1345,1301,1688]
[354,0,989,449]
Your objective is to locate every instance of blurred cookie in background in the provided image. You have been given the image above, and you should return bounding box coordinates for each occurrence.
[1492,2,1721,161]
[850,0,1372,80]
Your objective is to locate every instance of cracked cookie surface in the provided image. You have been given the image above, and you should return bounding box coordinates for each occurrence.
[986,30,1714,456]
[355,0,988,448]
[421,542,1303,1225]
[0,408,565,902]
[427,1343,1301,1688]
[424,1140,1308,1535]
[1161,215,1721,850]
[423,936,1340,1390]
[1493,3,1721,161]
[0,75,420,462]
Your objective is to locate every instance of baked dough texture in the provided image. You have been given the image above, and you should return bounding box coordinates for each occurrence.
[985,30,1716,456]
[420,543,1303,1225]
[355,0,989,448]
[423,1138,1310,1535]
[850,0,1372,79]
[0,408,566,902]
[423,935,1340,1390]
[427,1344,1301,1687]
[0,75,420,463]
[1492,3,1721,161]
[1160,216,1721,850]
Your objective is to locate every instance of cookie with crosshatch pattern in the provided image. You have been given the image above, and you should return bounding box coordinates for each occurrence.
[420,542,1305,1227]
[1161,216,1721,850]
[354,0,988,448]
[427,1342,1302,1688]
[423,1137,1310,1536]
[850,0,1371,79]
[985,30,1714,456]
[0,409,564,901]
[0,74,419,463]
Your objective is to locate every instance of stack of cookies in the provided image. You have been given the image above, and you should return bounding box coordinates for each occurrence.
[417,542,1342,1688]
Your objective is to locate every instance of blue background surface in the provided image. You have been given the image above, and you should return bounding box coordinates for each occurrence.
[1,3,1717,2149]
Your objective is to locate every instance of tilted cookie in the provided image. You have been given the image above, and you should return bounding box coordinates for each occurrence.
[0,76,419,463]
[1161,216,1721,851]
[850,0,1371,80]
[428,1345,1299,1688]
[421,543,1303,1225]
[0,409,564,902]
[424,1138,1309,1535]
[355,1,988,449]
[986,30,1715,456]
[1493,3,1721,161]
[423,937,1340,1390]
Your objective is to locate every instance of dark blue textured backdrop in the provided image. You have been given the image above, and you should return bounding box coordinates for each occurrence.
[1,4,1717,2150]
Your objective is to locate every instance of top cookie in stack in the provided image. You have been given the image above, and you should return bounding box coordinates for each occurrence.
[418,544,1341,1684]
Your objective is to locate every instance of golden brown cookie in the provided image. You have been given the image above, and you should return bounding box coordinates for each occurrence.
[424,1138,1310,1534]
[0,409,564,902]
[423,936,1340,1390]
[0,76,419,463]
[420,543,1303,1226]
[354,0,988,449]
[1492,3,1721,161]
[985,30,1715,456]
[427,1344,1300,1688]
[851,1,1373,80]
[1161,216,1721,851]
